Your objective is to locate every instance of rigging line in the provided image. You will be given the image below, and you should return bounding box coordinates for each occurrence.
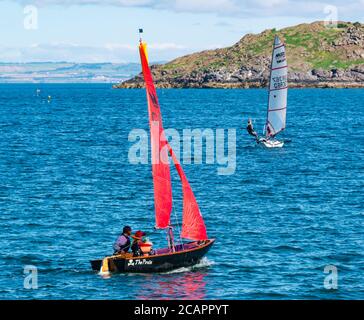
[172,203,183,247]
[167,144,184,248]
[170,161,183,247]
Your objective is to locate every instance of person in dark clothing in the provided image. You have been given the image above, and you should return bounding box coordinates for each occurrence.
[247,119,258,140]
[131,230,146,257]
[113,226,132,254]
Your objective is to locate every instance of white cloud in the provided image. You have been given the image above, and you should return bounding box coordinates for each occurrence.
[252,0,290,8]
[174,0,238,14]
[148,43,186,50]
[104,43,135,51]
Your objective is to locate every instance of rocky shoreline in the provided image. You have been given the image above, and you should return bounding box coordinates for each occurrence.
[115,69,364,89]
[115,83,364,89]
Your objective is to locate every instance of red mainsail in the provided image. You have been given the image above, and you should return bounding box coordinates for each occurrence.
[167,145,208,241]
[139,42,172,229]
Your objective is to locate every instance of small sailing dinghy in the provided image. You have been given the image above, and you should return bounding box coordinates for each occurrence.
[90,34,214,274]
[258,35,288,148]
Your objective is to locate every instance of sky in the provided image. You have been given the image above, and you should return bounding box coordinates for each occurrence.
[0,0,363,63]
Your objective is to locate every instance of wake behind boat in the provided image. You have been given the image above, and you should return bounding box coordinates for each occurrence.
[247,35,288,148]
[91,32,214,274]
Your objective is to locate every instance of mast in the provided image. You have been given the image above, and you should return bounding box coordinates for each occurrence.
[167,226,176,252]
[264,36,276,137]
[138,31,208,247]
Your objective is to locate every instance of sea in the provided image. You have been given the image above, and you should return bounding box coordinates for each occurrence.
[0,84,363,300]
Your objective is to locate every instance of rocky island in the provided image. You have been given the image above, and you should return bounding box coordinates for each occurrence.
[116,21,364,89]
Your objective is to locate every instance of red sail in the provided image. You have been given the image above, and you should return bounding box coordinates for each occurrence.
[139,42,172,229]
[167,145,208,241]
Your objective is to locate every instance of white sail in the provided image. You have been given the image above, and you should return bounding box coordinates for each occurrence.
[265,36,288,138]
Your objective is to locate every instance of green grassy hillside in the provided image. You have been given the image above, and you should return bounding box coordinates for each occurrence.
[118,21,364,88]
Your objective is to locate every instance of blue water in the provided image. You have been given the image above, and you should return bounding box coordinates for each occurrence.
[0,84,363,300]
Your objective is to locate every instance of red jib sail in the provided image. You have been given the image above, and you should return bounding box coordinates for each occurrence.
[167,145,208,241]
[139,41,172,229]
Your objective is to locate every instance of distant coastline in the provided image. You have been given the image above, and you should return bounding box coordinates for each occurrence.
[0,62,141,83]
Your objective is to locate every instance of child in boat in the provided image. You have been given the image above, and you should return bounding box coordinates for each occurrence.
[131,230,146,256]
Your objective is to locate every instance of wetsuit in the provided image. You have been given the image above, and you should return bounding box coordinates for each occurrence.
[247,124,258,138]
